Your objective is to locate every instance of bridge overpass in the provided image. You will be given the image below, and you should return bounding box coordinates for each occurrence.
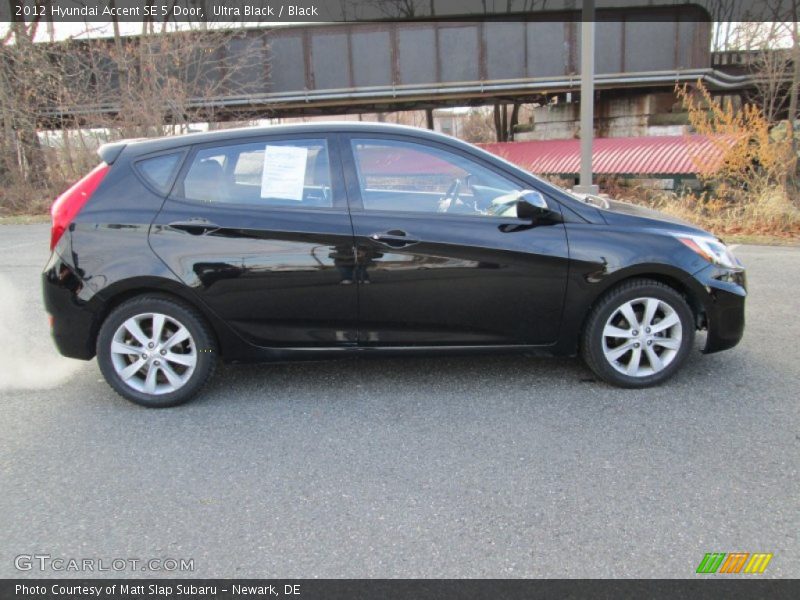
[35,4,761,127]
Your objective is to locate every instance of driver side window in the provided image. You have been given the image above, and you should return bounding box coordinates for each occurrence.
[350,139,525,217]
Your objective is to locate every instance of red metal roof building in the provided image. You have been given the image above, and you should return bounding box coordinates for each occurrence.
[479,135,729,177]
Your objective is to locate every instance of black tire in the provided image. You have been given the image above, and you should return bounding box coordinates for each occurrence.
[581,279,695,388]
[96,295,217,408]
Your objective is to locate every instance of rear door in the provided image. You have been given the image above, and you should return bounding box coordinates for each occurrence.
[340,134,570,346]
[148,134,357,347]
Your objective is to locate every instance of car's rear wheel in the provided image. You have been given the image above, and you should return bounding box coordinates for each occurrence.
[581,279,695,388]
[97,295,216,407]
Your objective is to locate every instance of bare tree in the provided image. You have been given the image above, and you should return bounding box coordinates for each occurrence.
[368,0,423,18]
[720,18,800,185]
[787,4,800,158]
[492,102,521,142]
[746,26,793,123]
[460,107,496,143]
[1,20,270,213]
[0,9,49,188]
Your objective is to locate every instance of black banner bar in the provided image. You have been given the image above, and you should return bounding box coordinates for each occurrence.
[0,0,796,23]
[2,579,800,600]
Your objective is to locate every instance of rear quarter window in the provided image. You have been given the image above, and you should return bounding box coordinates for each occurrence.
[135,152,183,194]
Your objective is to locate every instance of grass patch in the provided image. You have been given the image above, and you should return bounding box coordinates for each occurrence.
[0,183,53,219]
[717,233,799,246]
[0,213,50,225]
[618,186,800,245]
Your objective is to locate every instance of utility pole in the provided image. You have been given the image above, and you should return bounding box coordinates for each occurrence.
[574,0,599,194]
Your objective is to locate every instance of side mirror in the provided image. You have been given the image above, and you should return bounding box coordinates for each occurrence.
[515,190,550,220]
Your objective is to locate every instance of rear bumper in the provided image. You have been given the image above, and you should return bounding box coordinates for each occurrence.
[693,264,746,354]
[42,252,100,360]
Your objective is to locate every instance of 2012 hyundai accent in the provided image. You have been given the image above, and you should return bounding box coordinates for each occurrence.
[43,123,746,407]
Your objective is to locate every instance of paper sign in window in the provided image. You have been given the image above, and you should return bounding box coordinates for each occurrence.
[260,145,308,200]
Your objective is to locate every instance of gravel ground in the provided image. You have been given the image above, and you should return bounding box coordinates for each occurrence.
[0,224,797,578]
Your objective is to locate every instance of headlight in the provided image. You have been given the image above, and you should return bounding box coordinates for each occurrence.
[676,234,740,269]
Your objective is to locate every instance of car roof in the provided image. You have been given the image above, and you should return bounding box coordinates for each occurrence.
[110,121,467,158]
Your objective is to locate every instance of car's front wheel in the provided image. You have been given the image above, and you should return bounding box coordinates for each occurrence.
[97,295,217,407]
[581,279,695,388]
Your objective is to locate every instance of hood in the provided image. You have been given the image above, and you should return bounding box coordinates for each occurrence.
[596,198,709,236]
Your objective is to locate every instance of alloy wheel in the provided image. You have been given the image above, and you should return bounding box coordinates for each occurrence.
[601,297,683,377]
[109,312,197,395]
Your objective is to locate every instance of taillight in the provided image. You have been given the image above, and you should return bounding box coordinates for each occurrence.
[50,163,109,251]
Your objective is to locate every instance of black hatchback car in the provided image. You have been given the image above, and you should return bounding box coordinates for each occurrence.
[43,123,746,407]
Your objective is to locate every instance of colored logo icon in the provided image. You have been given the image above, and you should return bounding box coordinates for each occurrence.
[696,553,773,574]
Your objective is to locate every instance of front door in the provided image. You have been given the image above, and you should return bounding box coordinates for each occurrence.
[149,135,357,347]
[340,135,569,346]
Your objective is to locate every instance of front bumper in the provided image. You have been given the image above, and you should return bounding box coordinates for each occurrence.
[693,264,746,354]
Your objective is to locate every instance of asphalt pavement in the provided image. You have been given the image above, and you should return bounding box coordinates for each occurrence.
[0,223,797,578]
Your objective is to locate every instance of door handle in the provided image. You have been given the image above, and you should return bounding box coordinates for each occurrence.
[370,230,419,248]
[168,218,220,235]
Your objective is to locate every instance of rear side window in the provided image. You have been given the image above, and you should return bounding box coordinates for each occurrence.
[136,152,183,194]
[179,139,332,208]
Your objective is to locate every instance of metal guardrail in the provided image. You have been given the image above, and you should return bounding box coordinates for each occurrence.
[39,69,757,120]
